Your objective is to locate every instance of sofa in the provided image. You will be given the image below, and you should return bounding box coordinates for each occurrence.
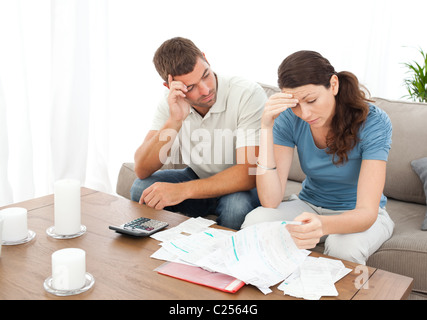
[116,83,427,300]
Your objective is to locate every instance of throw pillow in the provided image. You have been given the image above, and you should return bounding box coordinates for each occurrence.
[411,157,427,230]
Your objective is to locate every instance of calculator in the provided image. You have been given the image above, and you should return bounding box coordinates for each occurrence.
[109,217,168,237]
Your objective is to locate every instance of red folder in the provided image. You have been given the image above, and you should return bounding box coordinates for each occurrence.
[156,262,245,293]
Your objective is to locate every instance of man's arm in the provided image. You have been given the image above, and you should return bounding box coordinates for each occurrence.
[134,75,190,180]
[134,122,180,180]
[140,146,258,209]
[184,146,258,198]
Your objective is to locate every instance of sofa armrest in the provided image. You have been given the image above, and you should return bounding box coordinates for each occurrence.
[116,162,137,200]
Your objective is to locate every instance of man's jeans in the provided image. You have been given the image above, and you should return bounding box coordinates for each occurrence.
[130,167,260,230]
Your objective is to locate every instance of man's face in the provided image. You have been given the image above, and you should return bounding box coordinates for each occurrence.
[173,57,217,110]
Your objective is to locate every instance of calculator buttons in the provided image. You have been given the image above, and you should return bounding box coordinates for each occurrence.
[109,217,168,237]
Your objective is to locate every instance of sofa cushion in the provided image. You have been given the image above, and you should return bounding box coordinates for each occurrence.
[373,98,427,204]
[411,157,427,230]
[366,197,427,294]
[258,82,280,98]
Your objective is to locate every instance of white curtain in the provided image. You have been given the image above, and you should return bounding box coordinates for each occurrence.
[0,0,111,206]
[1,0,427,207]
[51,0,111,192]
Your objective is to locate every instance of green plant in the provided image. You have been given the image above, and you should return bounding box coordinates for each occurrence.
[402,47,427,103]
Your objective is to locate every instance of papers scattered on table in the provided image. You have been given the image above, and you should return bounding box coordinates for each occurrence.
[150,218,352,299]
[278,256,352,300]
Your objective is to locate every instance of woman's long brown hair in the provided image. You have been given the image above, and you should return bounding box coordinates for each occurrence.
[278,51,371,165]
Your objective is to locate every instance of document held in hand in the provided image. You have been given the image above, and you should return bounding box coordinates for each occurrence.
[156,261,245,293]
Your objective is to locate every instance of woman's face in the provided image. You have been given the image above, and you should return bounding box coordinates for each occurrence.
[283,75,339,129]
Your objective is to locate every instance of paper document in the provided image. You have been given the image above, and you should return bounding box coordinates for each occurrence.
[160,228,233,266]
[150,217,216,242]
[214,221,309,289]
[278,256,352,299]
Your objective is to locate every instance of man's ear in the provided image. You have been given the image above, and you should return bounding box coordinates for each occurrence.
[164,74,173,89]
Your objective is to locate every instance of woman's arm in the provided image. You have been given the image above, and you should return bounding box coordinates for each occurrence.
[257,143,294,207]
[256,93,298,207]
[288,159,387,249]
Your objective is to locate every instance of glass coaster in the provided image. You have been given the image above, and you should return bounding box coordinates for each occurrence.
[44,272,95,296]
[46,225,86,239]
[1,230,36,245]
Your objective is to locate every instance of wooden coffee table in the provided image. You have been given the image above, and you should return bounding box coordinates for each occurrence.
[0,188,413,300]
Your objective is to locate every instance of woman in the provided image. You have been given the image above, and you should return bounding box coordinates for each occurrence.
[242,51,394,264]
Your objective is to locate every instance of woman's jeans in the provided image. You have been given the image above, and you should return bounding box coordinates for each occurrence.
[130,167,260,230]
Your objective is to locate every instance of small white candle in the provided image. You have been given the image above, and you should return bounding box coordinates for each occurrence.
[0,207,28,242]
[51,248,86,290]
[54,179,81,235]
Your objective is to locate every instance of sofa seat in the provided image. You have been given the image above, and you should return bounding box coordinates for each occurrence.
[368,198,427,295]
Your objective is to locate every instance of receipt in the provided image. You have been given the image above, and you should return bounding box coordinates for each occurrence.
[150,217,216,242]
[278,256,352,299]
[300,258,338,297]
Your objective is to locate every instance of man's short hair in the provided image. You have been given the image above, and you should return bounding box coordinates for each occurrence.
[153,37,206,83]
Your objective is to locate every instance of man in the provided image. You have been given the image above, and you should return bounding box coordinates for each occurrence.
[130,37,267,230]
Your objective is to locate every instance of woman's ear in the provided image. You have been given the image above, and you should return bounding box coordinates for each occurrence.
[330,74,339,96]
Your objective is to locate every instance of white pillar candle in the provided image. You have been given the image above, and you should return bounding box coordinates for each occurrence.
[0,207,28,242]
[51,248,86,290]
[54,179,81,235]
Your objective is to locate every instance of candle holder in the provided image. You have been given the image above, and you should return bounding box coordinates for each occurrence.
[1,230,36,246]
[46,225,86,239]
[43,272,95,296]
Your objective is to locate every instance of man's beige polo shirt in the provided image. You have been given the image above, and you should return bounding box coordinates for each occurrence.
[151,75,267,179]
